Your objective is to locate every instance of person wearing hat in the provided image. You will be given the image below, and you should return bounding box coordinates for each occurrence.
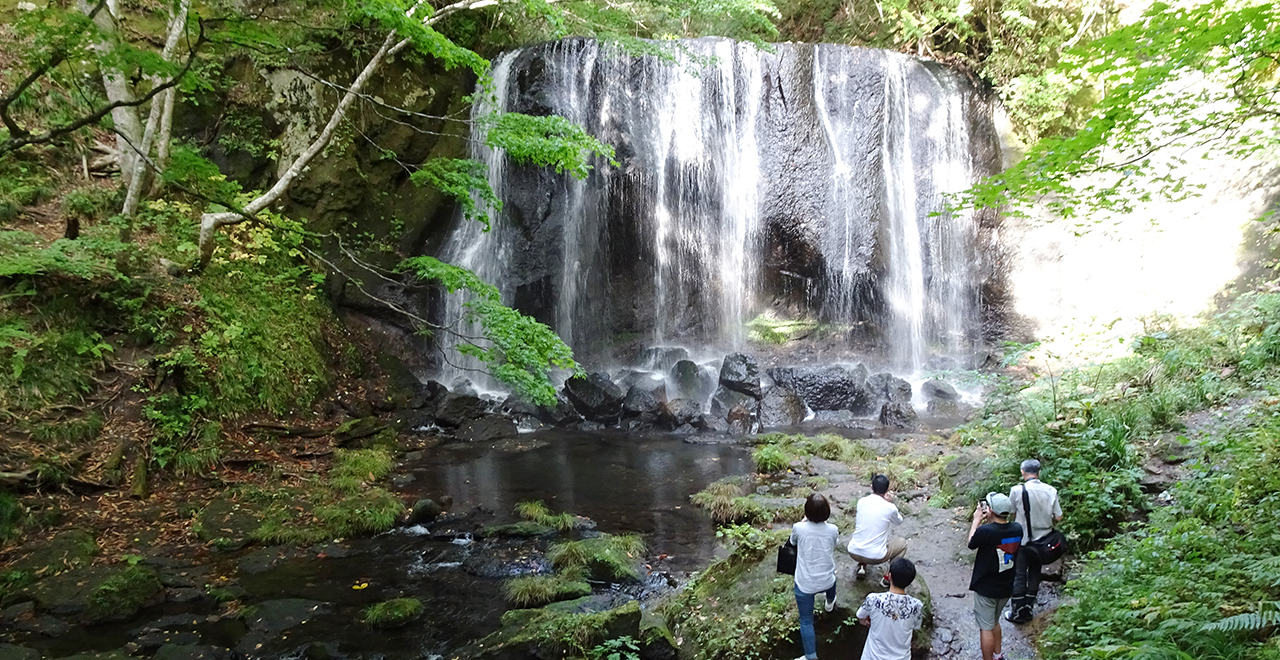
[967,492,1023,660]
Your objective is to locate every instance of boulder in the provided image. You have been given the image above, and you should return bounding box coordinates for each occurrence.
[709,386,757,419]
[458,415,518,442]
[0,645,39,660]
[866,372,913,403]
[410,380,447,410]
[195,496,263,550]
[563,372,625,422]
[726,405,754,435]
[768,364,874,414]
[758,386,806,428]
[407,499,444,526]
[640,346,690,372]
[435,391,489,428]
[700,414,730,433]
[458,598,641,660]
[660,399,703,429]
[718,353,762,398]
[942,451,992,499]
[879,402,918,429]
[921,379,959,401]
[670,360,716,402]
[926,399,961,416]
[623,375,668,416]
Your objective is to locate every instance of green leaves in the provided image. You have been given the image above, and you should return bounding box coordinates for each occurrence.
[409,159,500,230]
[952,0,1280,225]
[484,113,618,180]
[398,256,580,407]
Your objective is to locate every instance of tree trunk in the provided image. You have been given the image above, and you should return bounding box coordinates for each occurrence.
[121,0,191,219]
[79,0,142,191]
[197,30,403,267]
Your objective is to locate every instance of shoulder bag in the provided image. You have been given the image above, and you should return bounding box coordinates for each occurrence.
[777,537,797,575]
[1022,486,1069,564]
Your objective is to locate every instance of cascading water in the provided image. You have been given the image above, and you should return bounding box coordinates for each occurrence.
[434,38,999,383]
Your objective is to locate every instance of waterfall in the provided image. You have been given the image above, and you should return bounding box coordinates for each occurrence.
[433,38,999,381]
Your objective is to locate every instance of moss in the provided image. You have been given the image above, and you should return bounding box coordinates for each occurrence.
[329,448,395,494]
[548,534,647,582]
[503,570,592,607]
[361,597,423,627]
[745,314,824,344]
[482,521,558,538]
[514,500,580,531]
[86,565,162,621]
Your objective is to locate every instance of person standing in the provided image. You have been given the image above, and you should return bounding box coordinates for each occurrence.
[855,558,924,660]
[1006,458,1064,624]
[968,493,1023,660]
[792,493,840,660]
[847,474,907,588]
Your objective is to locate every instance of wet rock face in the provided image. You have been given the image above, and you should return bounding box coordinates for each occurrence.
[660,398,704,429]
[640,346,690,372]
[563,372,625,421]
[768,364,875,414]
[458,415,518,442]
[867,372,913,404]
[718,353,762,398]
[623,374,668,415]
[435,391,489,428]
[879,401,919,429]
[758,386,807,428]
[710,386,757,419]
[921,379,959,401]
[670,360,717,402]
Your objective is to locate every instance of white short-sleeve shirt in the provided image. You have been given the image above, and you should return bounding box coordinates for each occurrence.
[856,591,923,660]
[790,520,839,594]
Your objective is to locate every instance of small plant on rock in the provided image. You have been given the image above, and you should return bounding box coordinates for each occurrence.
[361,597,424,627]
[752,445,790,473]
[504,567,591,607]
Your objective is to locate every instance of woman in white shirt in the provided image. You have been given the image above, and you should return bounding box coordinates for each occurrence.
[791,493,840,660]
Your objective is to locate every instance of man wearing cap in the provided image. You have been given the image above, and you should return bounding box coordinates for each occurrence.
[967,492,1023,660]
[1007,458,1063,624]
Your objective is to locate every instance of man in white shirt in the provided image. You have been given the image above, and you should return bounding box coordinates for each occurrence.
[1006,458,1063,624]
[856,558,923,660]
[847,474,907,588]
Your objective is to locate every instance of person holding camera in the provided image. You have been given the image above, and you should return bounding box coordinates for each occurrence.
[1006,458,1064,624]
[968,493,1022,660]
[847,474,907,589]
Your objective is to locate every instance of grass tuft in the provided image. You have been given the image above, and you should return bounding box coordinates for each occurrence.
[361,597,423,627]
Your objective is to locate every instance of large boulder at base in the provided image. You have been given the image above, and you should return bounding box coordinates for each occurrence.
[407,499,444,526]
[435,391,489,427]
[0,645,40,660]
[710,386,757,419]
[942,451,993,499]
[866,372,913,404]
[640,346,690,372]
[758,386,806,428]
[726,405,754,435]
[457,415,518,442]
[768,365,874,414]
[623,375,668,416]
[194,496,263,550]
[660,399,703,429]
[718,353,762,398]
[879,402,919,429]
[670,360,717,402]
[921,379,959,402]
[666,541,931,660]
[563,372,625,422]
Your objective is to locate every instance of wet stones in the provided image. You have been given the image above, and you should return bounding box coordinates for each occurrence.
[670,360,717,401]
[768,364,875,414]
[758,386,806,428]
[879,401,919,429]
[407,498,444,526]
[710,386,756,418]
[718,352,762,398]
[660,399,704,429]
[640,346,689,372]
[867,372,913,404]
[435,391,489,428]
[623,374,668,416]
[921,379,959,402]
[0,645,40,660]
[457,415,518,442]
[563,372,625,422]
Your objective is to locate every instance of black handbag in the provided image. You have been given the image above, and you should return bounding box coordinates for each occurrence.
[777,538,797,575]
[1021,486,1069,564]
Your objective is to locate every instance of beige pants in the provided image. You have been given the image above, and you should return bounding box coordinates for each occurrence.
[848,536,909,569]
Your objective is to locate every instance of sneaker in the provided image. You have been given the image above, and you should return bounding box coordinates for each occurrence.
[824,594,836,612]
[856,564,867,579]
[879,576,891,589]
[993,654,1006,660]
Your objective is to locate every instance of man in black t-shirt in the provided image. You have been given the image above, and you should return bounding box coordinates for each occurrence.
[967,492,1023,660]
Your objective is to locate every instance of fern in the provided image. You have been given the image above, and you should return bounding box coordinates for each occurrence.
[1201,601,1280,632]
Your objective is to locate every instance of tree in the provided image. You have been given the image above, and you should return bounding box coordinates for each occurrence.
[952,0,1280,224]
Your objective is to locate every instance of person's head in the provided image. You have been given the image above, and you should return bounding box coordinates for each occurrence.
[985,492,1014,520]
[805,493,831,523]
[888,558,917,589]
[871,474,890,496]
[1020,458,1042,479]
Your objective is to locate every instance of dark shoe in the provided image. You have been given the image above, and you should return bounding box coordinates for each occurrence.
[1004,610,1032,624]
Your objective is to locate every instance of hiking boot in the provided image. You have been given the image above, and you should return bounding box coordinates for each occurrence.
[824,594,836,612]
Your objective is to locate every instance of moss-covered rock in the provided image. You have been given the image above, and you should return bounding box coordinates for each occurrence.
[665,540,931,660]
[458,597,642,660]
[194,496,264,550]
[480,521,558,538]
[21,564,162,623]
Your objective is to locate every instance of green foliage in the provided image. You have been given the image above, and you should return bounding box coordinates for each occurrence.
[249,448,403,545]
[0,493,24,546]
[87,565,162,619]
[588,635,641,660]
[547,534,647,581]
[1202,602,1280,633]
[483,113,617,180]
[399,256,580,407]
[410,159,501,230]
[955,0,1280,224]
[515,500,579,531]
[329,448,395,494]
[0,230,124,280]
[745,313,822,344]
[751,444,790,473]
[503,568,592,607]
[361,597,424,627]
